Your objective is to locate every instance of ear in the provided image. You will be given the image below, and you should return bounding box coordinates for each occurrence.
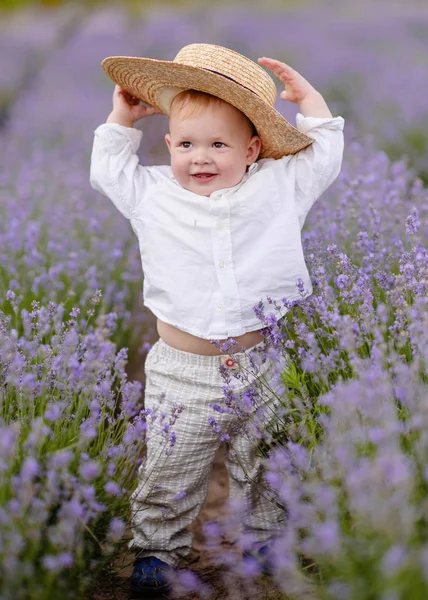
[165,133,172,153]
[246,136,262,165]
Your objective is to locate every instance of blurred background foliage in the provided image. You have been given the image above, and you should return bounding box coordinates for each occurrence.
[0,0,307,12]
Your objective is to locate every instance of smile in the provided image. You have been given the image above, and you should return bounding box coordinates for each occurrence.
[191,173,217,182]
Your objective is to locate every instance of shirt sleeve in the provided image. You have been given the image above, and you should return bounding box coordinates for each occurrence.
[286,113,345,229]
[89,123,149,220]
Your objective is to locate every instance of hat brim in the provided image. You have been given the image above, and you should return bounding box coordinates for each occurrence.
[102,56,313,159]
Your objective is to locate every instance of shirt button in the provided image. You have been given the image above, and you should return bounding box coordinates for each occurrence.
[216,302,223,310]
[219,261,225,269]
[216,221,224,229]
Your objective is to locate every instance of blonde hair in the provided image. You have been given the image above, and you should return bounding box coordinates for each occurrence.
[170,90,258,137]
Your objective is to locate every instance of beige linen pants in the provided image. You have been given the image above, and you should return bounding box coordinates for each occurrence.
[129,338,285,567]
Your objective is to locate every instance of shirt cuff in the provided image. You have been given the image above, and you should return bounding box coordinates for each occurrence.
[295,113,345,133]
[93,123,143,153]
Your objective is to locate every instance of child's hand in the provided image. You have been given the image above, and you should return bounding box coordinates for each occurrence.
[111,84,162,124]
[257,57,315,105]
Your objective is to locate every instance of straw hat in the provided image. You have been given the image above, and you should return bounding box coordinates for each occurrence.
[101,43,313,159]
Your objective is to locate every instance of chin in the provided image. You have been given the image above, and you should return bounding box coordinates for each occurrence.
[187,180,222,196]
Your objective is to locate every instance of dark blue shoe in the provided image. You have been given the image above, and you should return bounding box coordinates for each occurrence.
[243,543,274,576]
[130,556,172,597]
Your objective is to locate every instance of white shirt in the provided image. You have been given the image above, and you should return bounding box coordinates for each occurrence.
[90,113,344,339]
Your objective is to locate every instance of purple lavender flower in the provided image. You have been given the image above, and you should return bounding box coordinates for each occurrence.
[405,208,420,235]
[106,517,125,543]
[80,460,101,482]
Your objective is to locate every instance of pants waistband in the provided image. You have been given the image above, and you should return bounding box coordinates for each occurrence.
[153,338,268,370]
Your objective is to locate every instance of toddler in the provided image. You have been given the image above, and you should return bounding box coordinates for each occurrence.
[90,43,344,596]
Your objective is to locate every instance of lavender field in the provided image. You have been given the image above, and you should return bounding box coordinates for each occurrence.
[1,2,428,599]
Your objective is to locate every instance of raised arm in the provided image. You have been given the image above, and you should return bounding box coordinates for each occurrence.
[257,57,333,118]
[258,57,344,228]
[89,85,162,219]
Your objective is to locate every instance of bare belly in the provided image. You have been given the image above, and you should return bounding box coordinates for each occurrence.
[156,319,264,355]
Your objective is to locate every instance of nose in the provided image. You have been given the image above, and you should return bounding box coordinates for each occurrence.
[192,149,211,164]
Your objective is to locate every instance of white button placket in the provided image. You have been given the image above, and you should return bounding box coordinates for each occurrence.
[210,193,243,336]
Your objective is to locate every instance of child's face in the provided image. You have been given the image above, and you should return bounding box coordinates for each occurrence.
[165,100,261,197]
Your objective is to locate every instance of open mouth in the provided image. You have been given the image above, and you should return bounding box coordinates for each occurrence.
[191,173,217,182]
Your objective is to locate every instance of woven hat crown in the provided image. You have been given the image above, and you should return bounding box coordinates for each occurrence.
[173,44,277,107]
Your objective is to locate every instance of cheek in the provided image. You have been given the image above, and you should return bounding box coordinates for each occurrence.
[223,153,246,174]
[171,155,188,179]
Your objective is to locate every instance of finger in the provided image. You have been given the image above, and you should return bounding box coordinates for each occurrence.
[131,105,158,118]
[123,92,140,106]
[145,105,162,115]
[117,89,130,103]
[258,56,283,65]
[258,57,295,79]
[258,57,291,69]
[269,64,295,81]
